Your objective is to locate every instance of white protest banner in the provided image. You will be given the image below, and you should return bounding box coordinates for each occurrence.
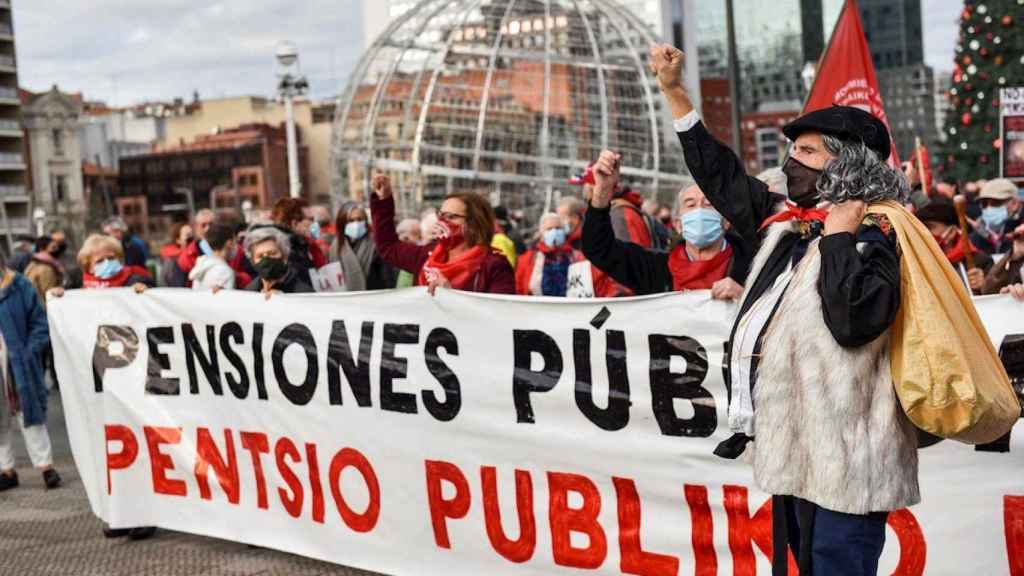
[566,261,595,298]
[49,289,1024,576]
[309,261,346,293]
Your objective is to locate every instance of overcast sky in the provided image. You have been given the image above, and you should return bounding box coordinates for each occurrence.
[13,0,962,106]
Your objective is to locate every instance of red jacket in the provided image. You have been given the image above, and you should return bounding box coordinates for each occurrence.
[371,194,515,294]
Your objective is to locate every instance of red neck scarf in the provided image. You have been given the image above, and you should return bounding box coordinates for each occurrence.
[940,233,982,265]
[667,243,733,290]
[417,244,488,290]
[760,202,829,231]
[83,265,149,289]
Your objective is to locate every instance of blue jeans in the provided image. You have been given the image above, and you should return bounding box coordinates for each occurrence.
[774,496,889,576]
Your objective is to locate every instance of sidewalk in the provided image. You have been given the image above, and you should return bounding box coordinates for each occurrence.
[0,393,382,576]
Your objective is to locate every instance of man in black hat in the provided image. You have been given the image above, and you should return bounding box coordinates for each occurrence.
[619,44,920,575]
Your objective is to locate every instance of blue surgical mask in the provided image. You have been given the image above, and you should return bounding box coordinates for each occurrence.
[94,258,123,279]
[345,220,367,242]
[543,228,567,248]
[309,221,322,240]
[681,208,723,249]
[199,239,213,256]
[982,205,1009,229]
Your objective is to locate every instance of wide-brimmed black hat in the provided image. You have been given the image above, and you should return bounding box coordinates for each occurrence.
[783,105,891,161]
[915,199,958,226]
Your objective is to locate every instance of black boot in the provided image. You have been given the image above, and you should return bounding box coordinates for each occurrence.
[0,471,18,492]
[103,526,132,538]
[42,468,61,489]
[128,527,157,541]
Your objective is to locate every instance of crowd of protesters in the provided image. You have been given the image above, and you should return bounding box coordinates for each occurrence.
[0,64,1022,568]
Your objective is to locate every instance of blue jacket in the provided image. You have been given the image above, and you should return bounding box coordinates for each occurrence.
[0,271,49,426]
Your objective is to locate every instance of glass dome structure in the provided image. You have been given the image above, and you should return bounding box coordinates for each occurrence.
[331,0,691,219]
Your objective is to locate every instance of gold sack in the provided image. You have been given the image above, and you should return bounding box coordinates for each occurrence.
[867,201,1019,443]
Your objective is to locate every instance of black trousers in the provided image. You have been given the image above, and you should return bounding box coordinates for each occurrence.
[772,495,889,576]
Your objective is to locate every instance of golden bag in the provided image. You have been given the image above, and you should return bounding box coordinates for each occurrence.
[867,201,1019,443]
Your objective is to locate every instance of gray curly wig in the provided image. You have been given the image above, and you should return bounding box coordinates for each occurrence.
[816,135,910,204]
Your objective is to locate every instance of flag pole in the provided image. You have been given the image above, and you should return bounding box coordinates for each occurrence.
[915,136,929,196]
[783,0,853,163]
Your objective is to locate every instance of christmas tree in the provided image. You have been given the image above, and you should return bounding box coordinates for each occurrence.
[937,0,1024,183]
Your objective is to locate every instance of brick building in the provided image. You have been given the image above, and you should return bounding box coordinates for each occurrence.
[116,123,308,240]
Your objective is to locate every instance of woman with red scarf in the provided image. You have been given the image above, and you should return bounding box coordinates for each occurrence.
[582,161,751,299]
[371,174,514,295]
[515,213,587,296]
[72,234,155,291]
[48,233,155,540]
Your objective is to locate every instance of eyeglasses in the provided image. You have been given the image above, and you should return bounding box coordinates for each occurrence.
[438,211,467,222]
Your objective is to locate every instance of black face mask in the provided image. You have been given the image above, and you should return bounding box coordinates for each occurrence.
[50,242,67,259]
[254,257,288,281]
[782,156,823,208]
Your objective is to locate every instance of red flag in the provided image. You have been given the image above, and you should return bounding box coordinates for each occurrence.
[803,0,900,166]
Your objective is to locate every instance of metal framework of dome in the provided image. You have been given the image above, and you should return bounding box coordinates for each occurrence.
[331,0,690,218]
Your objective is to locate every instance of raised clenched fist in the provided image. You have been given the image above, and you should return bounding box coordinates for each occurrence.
[372,173,393,199]
[591,150,621,209]
[649,44,685,92]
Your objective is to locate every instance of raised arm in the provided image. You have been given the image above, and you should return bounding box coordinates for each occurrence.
[584,151,671,294]
[369,174,433,275]
[650,44,777,243]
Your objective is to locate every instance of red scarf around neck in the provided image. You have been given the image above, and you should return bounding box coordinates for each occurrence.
[667,243,733,291]
[417,244,488,290]
[760,202,829,231]
[941,234,983,265]
[83,265,149,289]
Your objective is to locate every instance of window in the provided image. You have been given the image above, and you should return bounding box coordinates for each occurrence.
[54,175,67,203]
[52,129,64,156]
[755,127,781,169]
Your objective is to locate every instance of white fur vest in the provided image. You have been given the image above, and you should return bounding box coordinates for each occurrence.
[744,222,920,515]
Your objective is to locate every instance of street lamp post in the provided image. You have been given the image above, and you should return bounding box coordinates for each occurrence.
[32,207,45,237]
[276,41,308,200]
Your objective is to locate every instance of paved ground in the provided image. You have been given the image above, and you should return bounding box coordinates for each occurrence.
[0,392,383,576]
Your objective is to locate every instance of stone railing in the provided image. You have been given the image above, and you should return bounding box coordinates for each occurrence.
[0,152,23,164]
[0,119,19,131]
[0,87,16,100]
[0,185,25,196]
[0,55,16,68]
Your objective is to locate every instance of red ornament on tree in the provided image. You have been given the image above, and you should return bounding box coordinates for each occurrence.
[962,112,973,126]
[981,155,989,165]
[980,47,989,57]
[966,97,974,106]
[985,124,993,133]
[994,138,1003,150]
[1002,15,1013,26]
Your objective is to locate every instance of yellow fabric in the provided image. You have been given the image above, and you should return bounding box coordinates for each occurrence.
[868,201,1020,443]
[491,233,517,268]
